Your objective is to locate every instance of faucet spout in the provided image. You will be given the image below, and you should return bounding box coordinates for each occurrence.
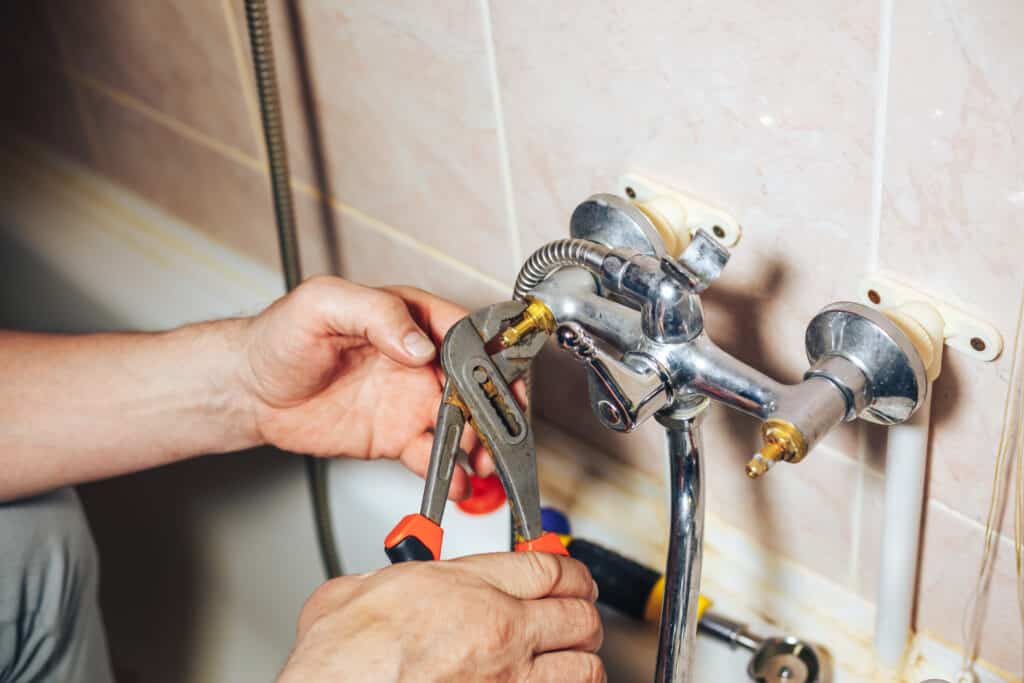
[655,406,706,683]
[653,335,783,419]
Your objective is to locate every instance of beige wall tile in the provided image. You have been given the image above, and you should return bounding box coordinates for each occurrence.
[491,0,880,459]
[79,80,504,313]
[703,406,865,584]
[926,358,1015,527]
[916,501,1022,674]
[492,0,879,264]
[230,0,516,282]
[49,0,260,158]
[853,461,884,601]
[81,86,281,269]
[880,0,1024,526]
[326,208,508,312]
[855,488,1023,673]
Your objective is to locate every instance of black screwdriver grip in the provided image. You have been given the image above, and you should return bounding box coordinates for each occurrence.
[386,536,436,563]
[567,538,660,620]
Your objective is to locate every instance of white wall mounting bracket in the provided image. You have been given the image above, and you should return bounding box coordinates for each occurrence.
[619,172,742,252]
[859,272,1003,362]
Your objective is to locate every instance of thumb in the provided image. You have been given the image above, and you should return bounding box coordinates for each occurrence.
[313,280,437,366]
[450,552,597,601]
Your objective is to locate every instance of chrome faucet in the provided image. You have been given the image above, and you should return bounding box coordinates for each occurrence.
[511,194,928,682]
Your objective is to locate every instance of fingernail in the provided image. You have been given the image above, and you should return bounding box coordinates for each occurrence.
[591,580,600,601]
[403,331,435,359]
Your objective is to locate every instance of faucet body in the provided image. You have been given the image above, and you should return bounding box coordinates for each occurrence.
[537,267,852,447]
[514,194,927,682]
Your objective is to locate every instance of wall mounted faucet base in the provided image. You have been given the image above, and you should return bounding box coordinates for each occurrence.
[859,272,1003,362]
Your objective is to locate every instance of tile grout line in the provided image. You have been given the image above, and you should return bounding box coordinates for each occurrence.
[219,0,266,159]
[857,453,1018,549]
[316,191,509,292]
[849,0,895,598]
[478,0,523,277]
[1,136,281,299]
[867,0,894,274]
[931,495,1018,548]
[51,70,510,294]
[66,68,265,172]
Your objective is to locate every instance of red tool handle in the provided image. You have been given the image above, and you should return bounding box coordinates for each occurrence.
[385,514,444,563]
[385,517,568,563]
[515,531,570,556]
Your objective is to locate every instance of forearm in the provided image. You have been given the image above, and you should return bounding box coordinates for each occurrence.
[0,320,261,500]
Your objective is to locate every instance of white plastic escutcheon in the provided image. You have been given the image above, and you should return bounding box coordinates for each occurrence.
[860,272,1003,363]
[619,172,742,252]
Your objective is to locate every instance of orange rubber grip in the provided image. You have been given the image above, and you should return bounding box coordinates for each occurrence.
[515,531,570,556]
[385,514,443,561]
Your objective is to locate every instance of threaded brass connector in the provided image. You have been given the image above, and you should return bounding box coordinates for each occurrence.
[745,418,808,479]
[500,298,556,348]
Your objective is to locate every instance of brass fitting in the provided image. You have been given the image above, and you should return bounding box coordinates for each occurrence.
[500,298,556,348]
[745,418,808,479]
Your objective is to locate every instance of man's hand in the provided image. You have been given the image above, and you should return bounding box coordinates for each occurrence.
[239,276,489,498]
[0,275,495,500]
[278,553,605,683]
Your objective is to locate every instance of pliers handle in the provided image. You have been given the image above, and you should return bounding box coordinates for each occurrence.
[385,300,567,563]
[384,384,466,562]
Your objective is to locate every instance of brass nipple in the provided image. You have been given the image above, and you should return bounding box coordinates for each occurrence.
[744,419,808,479]
[745,441,786,478]
[500,298,556,348]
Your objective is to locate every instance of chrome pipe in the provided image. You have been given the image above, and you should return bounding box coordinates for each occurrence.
[654,409,705,683]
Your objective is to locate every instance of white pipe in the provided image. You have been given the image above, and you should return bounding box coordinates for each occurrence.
[873,301,944,671]
[874,388,933,669]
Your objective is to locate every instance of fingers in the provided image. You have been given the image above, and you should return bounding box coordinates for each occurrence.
[525,598,604,654]
[458,419,480,458]
[398,432,470,500]
[467,443,496,478]
[526,652,606,683]
[511,377,529,408]
[453,552,597,601]
[302,278,437,367]
[382,285,468,344]
[459,424,496,478]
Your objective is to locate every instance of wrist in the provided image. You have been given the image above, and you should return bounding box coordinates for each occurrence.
[223,316,268,450]
[179,316,265,452]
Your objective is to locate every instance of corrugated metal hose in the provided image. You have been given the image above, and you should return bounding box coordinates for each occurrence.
[243,0,342,579]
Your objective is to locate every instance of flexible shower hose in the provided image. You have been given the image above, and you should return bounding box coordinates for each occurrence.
[512,238,609,302]
[244,0,342,579]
